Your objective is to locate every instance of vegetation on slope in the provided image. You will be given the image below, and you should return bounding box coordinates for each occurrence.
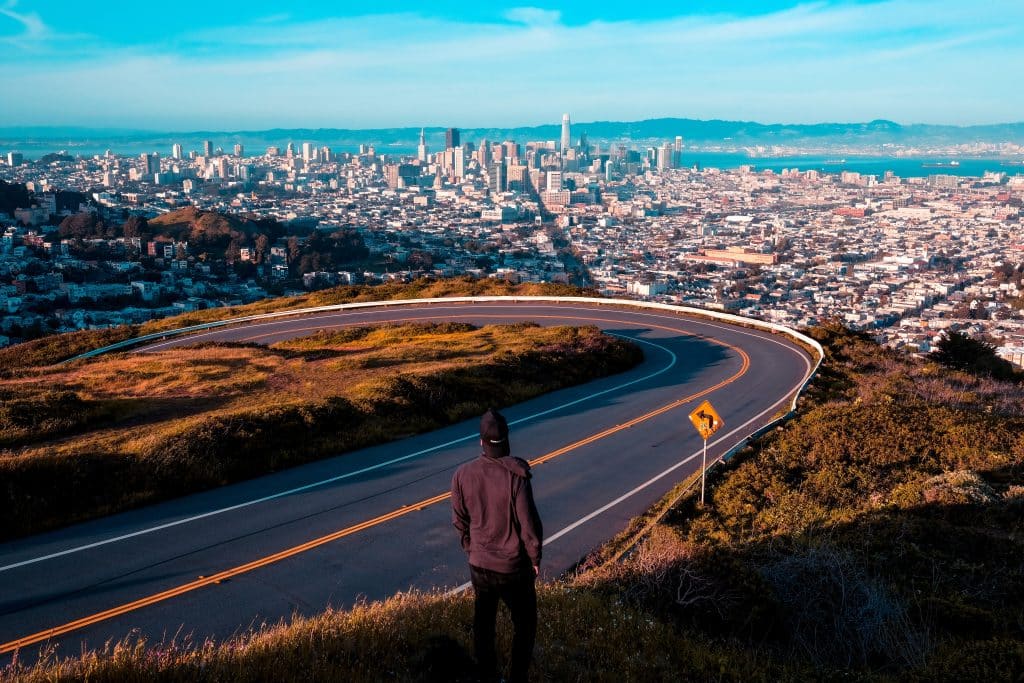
[579,323,1024,680]
[0,277,593,370]
[0,321,641,540]
[7,323,1022,682]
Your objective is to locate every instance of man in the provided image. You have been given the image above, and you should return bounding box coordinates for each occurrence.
[451,408,543,683]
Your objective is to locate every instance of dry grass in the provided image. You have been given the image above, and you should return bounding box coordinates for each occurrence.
[0,322,641,539]
[0,278,593,371]
[7,324,1024,681]
[3,587,803,683]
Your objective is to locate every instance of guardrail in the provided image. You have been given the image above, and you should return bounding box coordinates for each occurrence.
[70,295,824,564]
[69,294,823,473]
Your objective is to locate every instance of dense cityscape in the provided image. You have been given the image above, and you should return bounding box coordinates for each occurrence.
[2,114,1024,366]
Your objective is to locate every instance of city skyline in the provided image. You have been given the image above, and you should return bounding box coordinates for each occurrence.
[1,1,1022,129]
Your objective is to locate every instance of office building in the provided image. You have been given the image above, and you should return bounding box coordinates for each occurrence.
[203,140,213,157]
[454,146,466,179]
[502,140,520,162]
[547,170,563,192]
[302,142,314,162]
[385,163,419,189]
[657,143,673,171]
[417,128,429,162]
[445,127,460,150]
[478,138,490,168]
[6,152,23,167]
[490,162,505,193]
[233,144,244,157]
[560,113,571,153]
[171,144,183,160]
[140,152,160,175]
[673,136,683,168]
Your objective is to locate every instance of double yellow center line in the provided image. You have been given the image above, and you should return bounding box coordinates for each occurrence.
[1,318,749,655]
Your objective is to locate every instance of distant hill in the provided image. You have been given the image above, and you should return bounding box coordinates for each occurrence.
[3,118,1023,154]
[149,206,253,242]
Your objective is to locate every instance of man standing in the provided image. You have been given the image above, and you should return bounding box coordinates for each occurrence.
[452,408,543,683]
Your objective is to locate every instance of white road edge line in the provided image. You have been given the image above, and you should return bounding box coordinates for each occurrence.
[0,333,678,574]
[447,345,812,596]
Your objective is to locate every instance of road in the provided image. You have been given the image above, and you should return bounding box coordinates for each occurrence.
[0,301,814,661]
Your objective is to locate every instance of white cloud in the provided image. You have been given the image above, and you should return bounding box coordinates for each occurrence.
[503,7,562,27]
[0,0,49,43]
[1,0,1022,127]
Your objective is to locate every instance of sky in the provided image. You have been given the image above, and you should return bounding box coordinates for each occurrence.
[1,0,1022,131]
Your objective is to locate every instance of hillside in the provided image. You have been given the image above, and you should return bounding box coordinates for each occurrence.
[5,117,1024,157]
[147,206,274,256]
[7,324,1022,681]
[0,278,592,370]
[0,318,641,540]
[148,206,250,240]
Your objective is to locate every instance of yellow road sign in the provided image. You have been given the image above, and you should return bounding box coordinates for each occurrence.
[688,400,723,441]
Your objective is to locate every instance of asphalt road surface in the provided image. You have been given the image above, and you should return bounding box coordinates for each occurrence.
[0,301,814,661]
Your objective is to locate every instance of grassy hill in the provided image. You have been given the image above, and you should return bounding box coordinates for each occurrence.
[147,206,253,242]
[0,277,591,370]
[0,318,640,540]
[7,324,1022,681]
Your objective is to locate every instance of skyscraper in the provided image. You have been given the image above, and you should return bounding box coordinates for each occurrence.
[445,128,460,150]
[673,136,683,168]
[417,128,429,162]
[478,138,490,168]
[454,146,466,179]
[171,143,183,160]
[491,162,505,193]
[560,113,571,153]
[140,152,159,175]
[657,143,673,171]
[302,142,314,162]
[203,140,213,157]
[234,143,244,157]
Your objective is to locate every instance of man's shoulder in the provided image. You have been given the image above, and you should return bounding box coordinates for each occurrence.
[511,456,531,470]
[453,456,484,480]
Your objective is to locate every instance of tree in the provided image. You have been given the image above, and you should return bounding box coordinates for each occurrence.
[932,330,1019,381]
[254,234,270,264]
[59,212,107,239]
[122,215,149,239]
[287,236,302,264]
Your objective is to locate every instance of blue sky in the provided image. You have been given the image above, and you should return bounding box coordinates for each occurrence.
[1,1,1021,130]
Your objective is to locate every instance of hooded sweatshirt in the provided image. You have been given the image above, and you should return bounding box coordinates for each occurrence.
[451,453,543,573]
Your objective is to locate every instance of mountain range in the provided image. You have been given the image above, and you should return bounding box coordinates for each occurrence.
[2,118,1023,153]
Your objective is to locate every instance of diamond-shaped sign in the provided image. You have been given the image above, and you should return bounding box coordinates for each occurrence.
[688,400,724,441]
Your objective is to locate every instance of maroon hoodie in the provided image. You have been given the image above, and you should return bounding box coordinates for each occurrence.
[451,453,543,573]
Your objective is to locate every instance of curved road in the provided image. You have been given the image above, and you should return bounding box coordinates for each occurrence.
[0,301,813,660]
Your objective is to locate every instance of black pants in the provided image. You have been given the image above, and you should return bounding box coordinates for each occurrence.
[469,564,537,683]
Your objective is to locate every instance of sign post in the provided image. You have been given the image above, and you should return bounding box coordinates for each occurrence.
[688,400,724,505]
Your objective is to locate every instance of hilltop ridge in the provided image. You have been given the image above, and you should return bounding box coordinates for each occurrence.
[4,117,1024,153]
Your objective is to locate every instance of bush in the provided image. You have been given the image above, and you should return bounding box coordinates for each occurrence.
[0,390,119,447]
